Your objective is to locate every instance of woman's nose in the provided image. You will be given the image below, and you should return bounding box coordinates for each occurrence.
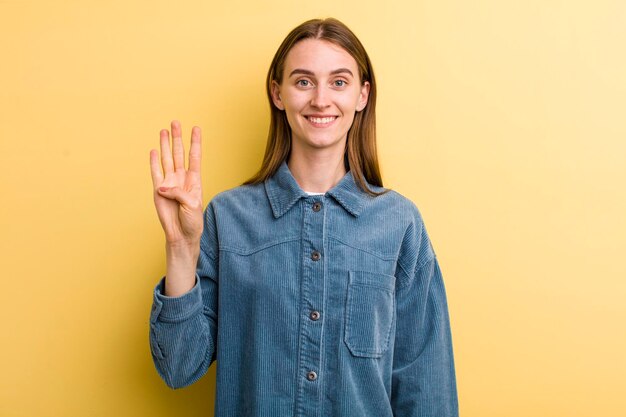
[310,86,331,108]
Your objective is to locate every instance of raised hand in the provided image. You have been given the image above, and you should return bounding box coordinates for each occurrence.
[150,120,204,248]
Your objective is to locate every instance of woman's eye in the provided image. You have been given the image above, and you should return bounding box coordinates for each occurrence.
[334,80,347,87]
[297,79,310,87]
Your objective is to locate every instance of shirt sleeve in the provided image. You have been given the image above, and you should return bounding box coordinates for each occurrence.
[391,225,458,415]
[148,202,219,389]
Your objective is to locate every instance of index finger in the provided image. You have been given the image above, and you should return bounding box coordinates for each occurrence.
[188,126,202,173]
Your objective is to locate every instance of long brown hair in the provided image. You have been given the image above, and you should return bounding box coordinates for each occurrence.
[243,17,387,196]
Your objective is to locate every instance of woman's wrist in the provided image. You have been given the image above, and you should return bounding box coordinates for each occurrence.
[165,239,200,258]
[164,241,200,297]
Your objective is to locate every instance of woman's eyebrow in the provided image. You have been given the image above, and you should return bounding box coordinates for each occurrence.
[288,68,354,78]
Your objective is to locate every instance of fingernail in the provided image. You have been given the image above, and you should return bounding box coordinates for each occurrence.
[158,187,169,192]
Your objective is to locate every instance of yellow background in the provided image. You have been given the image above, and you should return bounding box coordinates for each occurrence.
[1,1,625,416]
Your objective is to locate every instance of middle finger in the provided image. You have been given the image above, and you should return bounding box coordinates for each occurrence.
[160,128,174,175]
[171,120,185,171]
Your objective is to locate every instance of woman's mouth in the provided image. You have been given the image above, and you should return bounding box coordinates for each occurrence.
[305,116,338,127]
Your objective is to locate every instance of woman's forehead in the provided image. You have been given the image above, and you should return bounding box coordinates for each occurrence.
[283,38,358,75]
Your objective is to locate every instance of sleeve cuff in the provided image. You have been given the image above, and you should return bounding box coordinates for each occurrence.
[150,274,203,323]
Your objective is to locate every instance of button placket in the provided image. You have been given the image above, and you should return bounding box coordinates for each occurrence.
[295,196,326,415]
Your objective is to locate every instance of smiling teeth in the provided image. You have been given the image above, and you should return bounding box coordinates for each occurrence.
[308,117,336,124]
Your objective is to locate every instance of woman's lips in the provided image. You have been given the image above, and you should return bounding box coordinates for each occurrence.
[305,116,338,127]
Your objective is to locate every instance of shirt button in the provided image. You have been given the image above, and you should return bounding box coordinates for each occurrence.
[310,310,320,321]
[312,201,322,212]
[311,251,321,261]
[307,371,318,381]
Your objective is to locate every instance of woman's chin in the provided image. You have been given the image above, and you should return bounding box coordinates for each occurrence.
[292,134,347,151]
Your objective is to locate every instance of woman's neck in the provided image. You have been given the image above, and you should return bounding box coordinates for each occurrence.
[287,147,347,194]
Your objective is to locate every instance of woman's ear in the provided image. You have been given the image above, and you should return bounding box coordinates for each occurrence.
[271,80,285,110]
[356,81,370,112]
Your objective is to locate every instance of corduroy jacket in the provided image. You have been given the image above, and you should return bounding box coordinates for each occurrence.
[149,160,458,416]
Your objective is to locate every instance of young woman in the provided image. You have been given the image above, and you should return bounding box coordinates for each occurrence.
[149,17,458,417]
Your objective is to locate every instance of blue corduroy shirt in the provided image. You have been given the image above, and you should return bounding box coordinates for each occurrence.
[149,160,458,416]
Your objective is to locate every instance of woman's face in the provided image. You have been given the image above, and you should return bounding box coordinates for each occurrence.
[271,38,370,154]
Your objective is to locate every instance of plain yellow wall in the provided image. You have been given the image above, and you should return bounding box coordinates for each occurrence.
[1,1,625,416]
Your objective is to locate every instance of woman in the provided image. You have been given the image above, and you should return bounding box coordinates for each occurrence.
[149,17,458,417]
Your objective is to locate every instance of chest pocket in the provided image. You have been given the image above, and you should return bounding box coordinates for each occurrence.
[344,270,396,358]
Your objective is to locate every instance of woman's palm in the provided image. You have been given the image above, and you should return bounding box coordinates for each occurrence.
[150,121,204,246]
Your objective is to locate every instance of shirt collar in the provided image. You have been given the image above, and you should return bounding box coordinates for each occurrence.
[264,160,375,218]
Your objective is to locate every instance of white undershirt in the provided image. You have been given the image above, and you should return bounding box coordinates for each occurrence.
[304,191,325,195]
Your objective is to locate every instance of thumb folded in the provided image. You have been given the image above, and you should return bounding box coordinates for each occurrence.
[157,186,189,205]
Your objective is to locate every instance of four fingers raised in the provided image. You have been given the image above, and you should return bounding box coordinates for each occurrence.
[151,121,202,188]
